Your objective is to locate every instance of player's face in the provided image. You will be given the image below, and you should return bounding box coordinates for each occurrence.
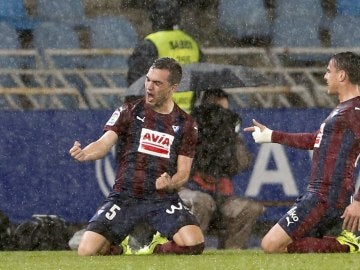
[324,59,340,95]
[216,97,229,109]
[145,68,175,109]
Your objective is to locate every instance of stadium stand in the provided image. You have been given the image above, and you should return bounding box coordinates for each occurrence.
[330,15,360,47]
[32,21,83,68]
[217,0,271,44]
[272,0,323,47]
[336,0,360,16]
[0,0,359,111]
[271,0,326,65]
[0,0,38,30]
[35,0,87,27]
[0,22,22,69]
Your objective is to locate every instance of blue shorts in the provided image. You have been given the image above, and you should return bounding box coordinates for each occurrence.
[87,192,199,245]
[278,192,343,240]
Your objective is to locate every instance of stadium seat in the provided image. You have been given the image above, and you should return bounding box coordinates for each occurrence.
[330,15,360,47]
[32,21,87,105]
[271,0,327,65]
[336,0,360,16]
[87,16,137,50]
[0,22,22,90]
[85,16,137,69]
[84,16,137,89]
[272,0,323,47]
[32,21,83,68]
[35,0,86,27]
[0,0,38,30]
[217,0,271,43]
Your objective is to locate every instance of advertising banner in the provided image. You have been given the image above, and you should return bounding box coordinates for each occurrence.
[1,108,359,224]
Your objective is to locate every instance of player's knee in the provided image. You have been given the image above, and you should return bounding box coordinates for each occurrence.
[77,244,96,256]
[261,236,284,253]
[189,242,205,255]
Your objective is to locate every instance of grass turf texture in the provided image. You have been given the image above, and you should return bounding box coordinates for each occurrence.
[1,249,359,270]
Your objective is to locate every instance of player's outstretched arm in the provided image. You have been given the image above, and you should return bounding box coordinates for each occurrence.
[243,119,273,143]
[69,130,118,162]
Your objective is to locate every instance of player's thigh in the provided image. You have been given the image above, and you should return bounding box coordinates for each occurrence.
[150,198,200,239]
[87,199,141,245]
[278,193,329,240]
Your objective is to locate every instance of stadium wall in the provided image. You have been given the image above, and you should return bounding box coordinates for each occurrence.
[1,108,359,224]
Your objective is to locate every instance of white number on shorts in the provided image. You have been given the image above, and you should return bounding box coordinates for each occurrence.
[166,202,184,214]
[105,204,121,220]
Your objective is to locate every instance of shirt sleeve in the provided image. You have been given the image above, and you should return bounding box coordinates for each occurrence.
[103,104,131,136]
[272,130,318,150]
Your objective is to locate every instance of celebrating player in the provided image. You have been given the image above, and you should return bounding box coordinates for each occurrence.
[244,51,360,253]
[69,57,204,256]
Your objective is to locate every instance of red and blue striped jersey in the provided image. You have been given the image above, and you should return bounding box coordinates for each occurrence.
[104,98,198,200]
[272,96,360,208]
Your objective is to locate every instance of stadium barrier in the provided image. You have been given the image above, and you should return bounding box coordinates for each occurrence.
[1,108,359,224]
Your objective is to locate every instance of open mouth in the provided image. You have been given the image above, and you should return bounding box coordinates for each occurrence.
[146,92,154,102]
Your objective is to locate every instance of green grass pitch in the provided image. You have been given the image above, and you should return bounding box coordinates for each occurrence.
[1,249,359,270]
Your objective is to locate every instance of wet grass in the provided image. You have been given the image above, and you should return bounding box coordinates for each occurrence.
[0,249,359,270]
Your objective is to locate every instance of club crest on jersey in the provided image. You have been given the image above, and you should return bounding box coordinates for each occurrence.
[138,128,174,158]
[172,125,180,132]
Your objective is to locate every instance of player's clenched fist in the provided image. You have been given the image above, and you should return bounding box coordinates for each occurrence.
[69,141,87,162]
[155,172,174,191]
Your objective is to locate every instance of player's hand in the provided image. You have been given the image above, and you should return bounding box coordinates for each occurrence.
[341,200,360,233]
[155,172,173,191]
[243,119,273,143]
[69,141,87,162]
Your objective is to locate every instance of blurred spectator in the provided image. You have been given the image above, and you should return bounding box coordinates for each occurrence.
[179,89,264,249]
[126,0,203,87]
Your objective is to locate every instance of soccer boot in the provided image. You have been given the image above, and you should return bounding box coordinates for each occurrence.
[134,232,168,255]
[336,230,360,253]
[120,236,133,255]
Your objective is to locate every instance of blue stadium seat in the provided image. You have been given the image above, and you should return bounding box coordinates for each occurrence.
[0,0,38,30]
[36,0,86,27]
[32,22,83,68]
[272,0,323,47]
[0,22,21,89]
[271,0,327,64]
[330,15,360,47]
[87,16,137,50]
[84,16,137,89]
[217,0,271,42]
[32,21,87,104]
[85,16,137,70]
[336,0,360,16]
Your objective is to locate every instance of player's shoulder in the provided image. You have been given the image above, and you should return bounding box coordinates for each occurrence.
[173,103,197,128]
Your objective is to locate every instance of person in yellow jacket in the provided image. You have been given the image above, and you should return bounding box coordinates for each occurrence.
[127,0,203,86]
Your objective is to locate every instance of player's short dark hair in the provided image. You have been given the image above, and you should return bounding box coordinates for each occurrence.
[201,88,229,105]
[151,57,182,85]
[331,51,360,85]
